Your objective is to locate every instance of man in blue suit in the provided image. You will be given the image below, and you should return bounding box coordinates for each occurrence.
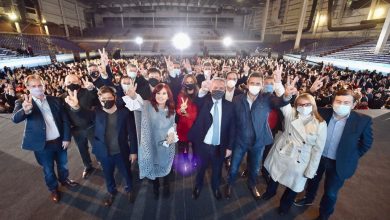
[294,88,373,220]
[225,72,295,200]
[65,86,138,206]
[188,77,235,200]
[12,74,78,203]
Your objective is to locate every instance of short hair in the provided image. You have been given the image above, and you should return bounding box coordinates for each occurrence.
[88,63,98,68]
[247,72,264,82]
[127,63,137,69]
[147,67,161,76]
[203,62,212,67]
[98,86,116,97]
[226,71,238,79]
[212,77,226,84]
[264,76,274,81]
[24,74,44,86]
[334,89,357,102]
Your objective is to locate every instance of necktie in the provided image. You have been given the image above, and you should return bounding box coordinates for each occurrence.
[211,101,220,145]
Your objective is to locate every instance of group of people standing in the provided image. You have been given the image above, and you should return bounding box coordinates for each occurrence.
[11,51,373,220]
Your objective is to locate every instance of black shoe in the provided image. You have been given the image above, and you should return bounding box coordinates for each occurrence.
[213,188,222,200]
[192,187,201,200]
[163,185,170,198]
[277,207,287,216]
[82,167,95,179]
[225,184,232,199]
[315,215,328,220]
[241,169,248,178]
[294,197,314,207]
[127,191,135,203]
[248,186,261,200]
[260,192,275,201]
[103,193,115,206]
[225,159,231,172]
[61,179,79,187]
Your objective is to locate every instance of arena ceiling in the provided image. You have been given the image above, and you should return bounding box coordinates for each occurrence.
[78,0,265,11]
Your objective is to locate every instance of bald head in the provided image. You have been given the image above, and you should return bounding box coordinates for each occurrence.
[64,74,81,86]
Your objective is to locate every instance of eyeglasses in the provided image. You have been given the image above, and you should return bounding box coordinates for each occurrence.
[296,103,312,107]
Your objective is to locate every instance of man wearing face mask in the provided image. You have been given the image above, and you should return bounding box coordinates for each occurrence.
[225,71,243,102]
[67,86,138,206]
[189,77,235,200]
[63,74,100,179]
[295,89,373,220]
[196,62,212,88]
[12,74,78,203]
[225,72,294,201]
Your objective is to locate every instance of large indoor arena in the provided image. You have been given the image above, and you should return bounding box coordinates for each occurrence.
[0,0,389,219]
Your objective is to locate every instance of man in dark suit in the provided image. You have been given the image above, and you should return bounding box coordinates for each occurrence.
[294,88,373,220]
[12,74,78,203]
[188,77,235,200]
[63,74,100,179]
[65,86,138,206]
[225,72,295,200]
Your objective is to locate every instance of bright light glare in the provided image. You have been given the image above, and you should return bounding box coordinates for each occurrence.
[223,37,233,47]
[8,13,17,21]
[135,36,143,45]
[319,15,327,25]
[172,33,191,50]
[373,7,385,19]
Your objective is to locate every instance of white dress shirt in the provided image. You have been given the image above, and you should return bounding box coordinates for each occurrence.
[32,96,60,141]
[225,88,235,102]
[203,98,222,145]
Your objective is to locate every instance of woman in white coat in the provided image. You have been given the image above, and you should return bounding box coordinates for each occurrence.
[262,93,327,215]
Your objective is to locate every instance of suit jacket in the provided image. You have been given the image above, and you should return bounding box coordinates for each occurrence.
[11,96,71,151]
[187,94,235,156]
[319,108,373,179]
[233,92,289,150]
[93,107,138,159]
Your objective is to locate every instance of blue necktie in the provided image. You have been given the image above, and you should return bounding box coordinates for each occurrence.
[211,101,220,145]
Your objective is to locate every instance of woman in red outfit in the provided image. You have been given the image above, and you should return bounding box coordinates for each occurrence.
[176,74,199,163]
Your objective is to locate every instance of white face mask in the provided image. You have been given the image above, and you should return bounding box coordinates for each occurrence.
[297,106,313,116]
[333,104,351,117]
[29,87,45,97]
[128,71,137,79]
[226,80,237,88]
[248,85,261,96]
[121,84,131,92]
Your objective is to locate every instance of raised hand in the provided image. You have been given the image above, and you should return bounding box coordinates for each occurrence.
[273,64,283,83]
[180,97,188,115]
[284,76,298,97]
[81,77,94,91]
[243,62,250,74]
[201,79,212,92]
[22,94,33,113]
[184,59,192,72]
[164,56,174,72]
[125,79,138,99]
[65,90,80,109]
[310,76,327,93]
[98,48,109,67]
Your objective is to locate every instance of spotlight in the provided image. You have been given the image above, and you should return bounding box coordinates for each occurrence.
[8,12,17,21]
[223,37,233,47]
[135,36,143,45]
[374,7,385,19]
[172,33,191,50]
[319,15,327,25]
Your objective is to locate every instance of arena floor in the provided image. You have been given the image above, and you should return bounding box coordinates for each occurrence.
[0,110,389,220]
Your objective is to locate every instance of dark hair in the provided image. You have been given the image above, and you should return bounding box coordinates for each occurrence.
[181,74,199,100]
[147,67,161,76]
[247,72,264,83]
[98,86,116,97]
[226,71,238,79]
[88,63,98,68]
[333,89,357,102]
[150,83,175,118]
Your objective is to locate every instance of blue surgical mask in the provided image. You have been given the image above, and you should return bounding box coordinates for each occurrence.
[264,84,274,93]
[169,69,180,78]
[30,87,45,97]
[333,104,351,117]
[128,71,137,79]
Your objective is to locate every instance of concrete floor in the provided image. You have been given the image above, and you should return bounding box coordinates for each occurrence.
[0,111,389,220]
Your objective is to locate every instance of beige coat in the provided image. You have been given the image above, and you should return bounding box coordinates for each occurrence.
[264,104,327,192]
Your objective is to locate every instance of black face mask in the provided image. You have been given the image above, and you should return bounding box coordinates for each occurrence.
[67,83,81,92]
[148,78,160,87]
[102,100,115,109]
[90,71,100,79]
[183,83,195,90]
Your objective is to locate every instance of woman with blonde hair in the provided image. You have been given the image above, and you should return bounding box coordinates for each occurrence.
[262,93,327,215]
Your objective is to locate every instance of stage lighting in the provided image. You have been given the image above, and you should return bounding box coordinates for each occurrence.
[172,33,191,50]
[373,7,385,19]
[8,12,17,21]
[135,36,143,45]
[223,37,233,47]
[319,15,327,25]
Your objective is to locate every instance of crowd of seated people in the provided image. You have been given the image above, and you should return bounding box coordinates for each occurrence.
[0,50,386,219]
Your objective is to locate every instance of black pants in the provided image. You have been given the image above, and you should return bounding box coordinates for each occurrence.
[265,178,298,213]
[71,126,94,169]
[195,144,224,191]
[178,141,194,159]
[153,173,170,190]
